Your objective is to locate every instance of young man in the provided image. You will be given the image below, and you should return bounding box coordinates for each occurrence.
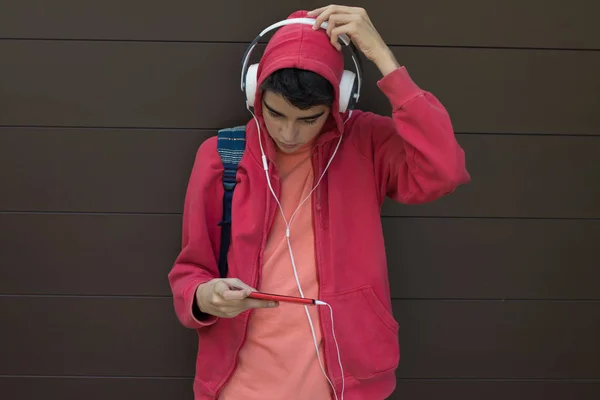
[168,5,470,400]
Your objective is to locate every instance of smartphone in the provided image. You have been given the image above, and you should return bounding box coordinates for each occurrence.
[247,291,322,306]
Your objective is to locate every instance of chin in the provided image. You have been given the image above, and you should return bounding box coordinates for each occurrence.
[277,144,299,153]
[274,140,301,152]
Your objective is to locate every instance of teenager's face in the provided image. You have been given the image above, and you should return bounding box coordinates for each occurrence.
[261,91,331,154]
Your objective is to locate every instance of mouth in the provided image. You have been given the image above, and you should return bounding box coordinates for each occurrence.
[278,141,299,149]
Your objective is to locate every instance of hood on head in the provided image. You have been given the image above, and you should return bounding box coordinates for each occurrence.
[253,10,347,136]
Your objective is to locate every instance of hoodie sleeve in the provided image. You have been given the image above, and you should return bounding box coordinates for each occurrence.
[355,66,470,205]
[167,139,220,329]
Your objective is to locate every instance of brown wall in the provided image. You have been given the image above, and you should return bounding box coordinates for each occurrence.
[1,1,599,399]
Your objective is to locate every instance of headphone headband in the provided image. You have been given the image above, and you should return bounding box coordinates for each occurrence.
[240,17,362,111]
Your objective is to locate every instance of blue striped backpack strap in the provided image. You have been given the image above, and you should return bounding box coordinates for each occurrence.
[216,125,246,279]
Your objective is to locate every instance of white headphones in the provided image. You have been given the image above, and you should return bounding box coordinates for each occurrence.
[240,17,362,113]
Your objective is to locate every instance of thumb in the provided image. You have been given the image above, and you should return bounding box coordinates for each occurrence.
[212,280,233,297]
[214,279,253,301]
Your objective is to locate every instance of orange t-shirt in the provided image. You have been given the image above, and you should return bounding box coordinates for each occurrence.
[219,142,332,399]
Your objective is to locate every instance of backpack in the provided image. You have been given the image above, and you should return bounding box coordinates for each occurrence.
[216,125,247,278]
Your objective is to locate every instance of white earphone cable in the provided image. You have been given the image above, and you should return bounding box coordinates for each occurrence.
[249,104,345,400]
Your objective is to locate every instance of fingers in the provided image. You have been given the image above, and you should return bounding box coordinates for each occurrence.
[205,278,280,318]
[307,4,333,24]
[213,278,255,301]
[218,280,278,309]
[218,282,279,310]
[224,278,256,292]
[308,5,371,52]
[307,5,328,17]
[310,5,349,30]
[325,14,360,50]
[216,294,278,318]
[308,5,366,29]
[243,298,279,310]
[212,280,233,297]
[220,288,250,301]
[328,21,359,51]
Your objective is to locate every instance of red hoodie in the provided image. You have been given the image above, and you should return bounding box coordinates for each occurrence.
[168,10,470,400]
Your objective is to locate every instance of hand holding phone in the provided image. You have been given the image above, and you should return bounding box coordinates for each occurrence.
[195,278,279,319]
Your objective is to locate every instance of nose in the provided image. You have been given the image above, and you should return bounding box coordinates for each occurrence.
[280,123,298,143]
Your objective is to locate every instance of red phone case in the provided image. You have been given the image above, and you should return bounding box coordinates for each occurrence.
[248,291,316,305]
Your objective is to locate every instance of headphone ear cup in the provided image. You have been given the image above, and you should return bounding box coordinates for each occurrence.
[245,63,259,107]
[338,70,356,113]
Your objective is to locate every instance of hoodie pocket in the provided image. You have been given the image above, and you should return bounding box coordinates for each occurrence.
[324,285,399,380]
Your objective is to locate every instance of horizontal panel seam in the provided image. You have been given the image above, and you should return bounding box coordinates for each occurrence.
[0,374,193,380]
[1,212,599,220]
[1,294,599,302]
[0,375,598,382]
[1,125,599,137]
[397,378,600,382]
[0,37,599,52]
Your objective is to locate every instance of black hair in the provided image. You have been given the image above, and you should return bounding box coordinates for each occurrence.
[260,68,334,110]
